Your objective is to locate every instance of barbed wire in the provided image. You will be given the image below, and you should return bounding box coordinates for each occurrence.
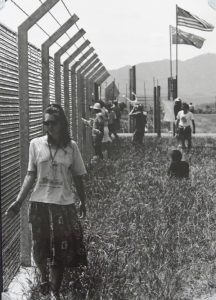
[10,0,99,64]
[10,0,68,53]
[60,0,94,54]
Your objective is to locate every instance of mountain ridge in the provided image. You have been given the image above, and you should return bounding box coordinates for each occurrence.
[107,53,216,105]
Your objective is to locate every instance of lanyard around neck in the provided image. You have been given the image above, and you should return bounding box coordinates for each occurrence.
[48,144,58,165]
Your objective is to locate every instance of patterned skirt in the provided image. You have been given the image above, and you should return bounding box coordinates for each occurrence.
[29,202,87,268]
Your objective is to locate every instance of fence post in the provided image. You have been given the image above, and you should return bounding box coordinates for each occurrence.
[77,72,83,153]
[54,29,85,105]
[63,40,90,123]
[157,85,161,137]
[129,66,136,133]
[70,49,95,141]
[71,65,78,141]
[96,72,110,86]
[77,65,107,156]
[80,75,87,158]
[79,57,101,159]
[18,0,60,266]
[41,14,79,110]
[85,63,103,81]
[154,86,157,133]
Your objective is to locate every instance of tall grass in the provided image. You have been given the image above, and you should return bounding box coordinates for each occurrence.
[30,137,216,299]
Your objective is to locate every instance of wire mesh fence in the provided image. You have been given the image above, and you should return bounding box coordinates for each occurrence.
[0,22,93,290]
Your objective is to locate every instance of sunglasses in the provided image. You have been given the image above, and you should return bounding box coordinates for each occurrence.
[43,120,59,126]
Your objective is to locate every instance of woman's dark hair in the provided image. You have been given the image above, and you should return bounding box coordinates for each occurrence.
[171,150,182,162]
[44,103,70,147]
[182,102,189,110]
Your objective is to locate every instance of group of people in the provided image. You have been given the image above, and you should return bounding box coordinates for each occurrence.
[82,99,121,160]
[5,97,196,299]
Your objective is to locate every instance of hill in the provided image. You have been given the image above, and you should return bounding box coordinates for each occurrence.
[108,53,216,105]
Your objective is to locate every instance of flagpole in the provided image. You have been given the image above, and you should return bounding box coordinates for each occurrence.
[169,25,173,80]
[176,4,178,97]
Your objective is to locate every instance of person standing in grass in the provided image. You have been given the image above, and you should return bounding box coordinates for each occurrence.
[167,149,189,179]
[107,103,118,139]
[100,101,112,159]
[6,104,87,300]
[112,100,121,136]
[90,102,104,159]
[176,102,195,150]
[129,104,147,145]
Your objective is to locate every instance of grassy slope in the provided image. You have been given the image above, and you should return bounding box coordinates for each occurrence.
[30,137,216,300]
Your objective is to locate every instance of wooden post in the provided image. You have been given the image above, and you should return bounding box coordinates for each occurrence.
[129,67,136,133]
[154,86,157,133]
[54,28,85,104]
[18,0,60,266]
[157,85,161,137]
[132,65,136,97]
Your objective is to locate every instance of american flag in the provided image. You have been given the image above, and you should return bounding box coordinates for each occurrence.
[177,6,214,31]
[171,26,205,49]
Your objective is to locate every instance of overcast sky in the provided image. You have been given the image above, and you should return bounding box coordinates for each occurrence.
[0,0,216,70]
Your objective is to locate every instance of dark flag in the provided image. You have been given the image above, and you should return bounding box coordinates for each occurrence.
[105,81,120,100]
[171,26,205,49]
[177,5,214,31]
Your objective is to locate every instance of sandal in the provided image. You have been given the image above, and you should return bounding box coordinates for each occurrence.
[39,281,50,296]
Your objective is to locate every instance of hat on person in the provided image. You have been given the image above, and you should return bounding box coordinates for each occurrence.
[90,103,102,110]
[174,97,182,102]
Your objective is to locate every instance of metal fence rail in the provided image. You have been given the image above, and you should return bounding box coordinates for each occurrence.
[0,22,94,290]
[0,23,21,289]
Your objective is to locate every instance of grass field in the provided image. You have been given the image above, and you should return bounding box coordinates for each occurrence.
[121,113,216,134]
[29,137,216,300]
[187,114,216,133]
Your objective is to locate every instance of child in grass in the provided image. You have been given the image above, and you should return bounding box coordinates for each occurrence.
[167,149,189,179]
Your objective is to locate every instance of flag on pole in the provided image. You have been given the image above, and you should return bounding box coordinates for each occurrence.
[177,6,214,31]
[171,26,205,49]
[105,81,120,100]
[208,0,216,10]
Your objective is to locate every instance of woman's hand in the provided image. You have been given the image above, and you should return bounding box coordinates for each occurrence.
[79,202,86,218]
[5,171,36,219]
[93,128,101,135]
[5,201,22,219]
